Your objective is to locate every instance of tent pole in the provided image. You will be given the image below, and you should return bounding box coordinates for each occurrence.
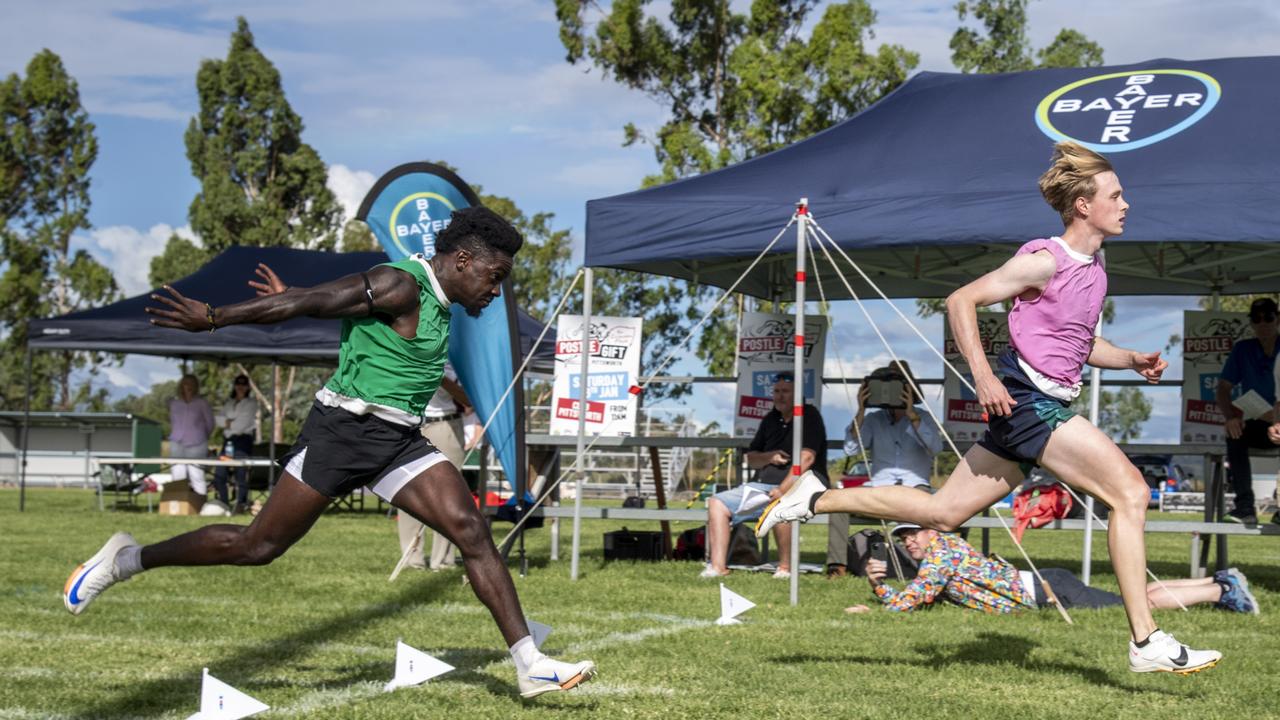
[790,200,809,606]
[1081,253,1108,584]
[570,267,593,581]
[18,347,33,512]
[1082,366,1102,583]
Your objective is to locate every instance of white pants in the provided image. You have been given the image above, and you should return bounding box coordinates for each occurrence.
[397,418,466,570]
[169,441,210,495]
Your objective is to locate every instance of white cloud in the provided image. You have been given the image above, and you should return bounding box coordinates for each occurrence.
[326,164,377,222]
[76,223,198,296]
[551,156,655,191]
[100,364,146,393]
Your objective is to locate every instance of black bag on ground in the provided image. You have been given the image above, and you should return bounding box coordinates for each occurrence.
[603,526,663,561]
[674,526,706,561]
[728,522,762,566]
[848,529,917,580]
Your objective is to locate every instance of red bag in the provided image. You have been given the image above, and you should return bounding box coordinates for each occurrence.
[1011,483,1072,543]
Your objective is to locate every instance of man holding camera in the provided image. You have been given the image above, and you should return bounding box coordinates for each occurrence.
[827,363,943,577]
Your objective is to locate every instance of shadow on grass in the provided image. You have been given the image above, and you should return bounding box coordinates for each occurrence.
[771,631,1192,696]
[76,568,584,718]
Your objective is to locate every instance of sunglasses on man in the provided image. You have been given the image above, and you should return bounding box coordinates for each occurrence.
[1250,312,1276,323]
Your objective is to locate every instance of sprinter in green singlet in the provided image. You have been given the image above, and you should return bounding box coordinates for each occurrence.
[63,207,596,699]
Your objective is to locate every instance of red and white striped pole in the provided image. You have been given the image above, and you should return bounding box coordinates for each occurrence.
[790,198,808,606]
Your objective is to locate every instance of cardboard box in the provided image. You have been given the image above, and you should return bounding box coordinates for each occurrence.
[158,481,205,516]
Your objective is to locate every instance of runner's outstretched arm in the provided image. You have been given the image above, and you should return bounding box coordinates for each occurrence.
[1087,337,1168,381]
[146,265,419,331]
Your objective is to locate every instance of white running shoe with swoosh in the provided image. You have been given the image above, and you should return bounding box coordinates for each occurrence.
[1128,630,1221,674]
[518,657,597,698]
[63,532,137,615]
[754,471,826,539]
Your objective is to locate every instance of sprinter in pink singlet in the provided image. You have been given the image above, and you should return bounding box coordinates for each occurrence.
[756,142,1221,674]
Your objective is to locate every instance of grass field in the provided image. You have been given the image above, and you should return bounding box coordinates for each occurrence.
[2,488,1277,719]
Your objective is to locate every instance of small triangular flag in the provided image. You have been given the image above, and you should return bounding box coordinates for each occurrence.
[717,583,756,625]
[185,668,268,720]
[383,640,454,692]
[528,620,552,650]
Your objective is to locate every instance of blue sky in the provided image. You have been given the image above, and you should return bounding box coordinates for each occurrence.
[4,1,1278,441]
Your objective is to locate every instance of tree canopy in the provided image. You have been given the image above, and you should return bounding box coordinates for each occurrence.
[0,49,118,411]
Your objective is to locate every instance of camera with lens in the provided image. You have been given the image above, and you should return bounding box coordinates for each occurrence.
[863,365,915,409]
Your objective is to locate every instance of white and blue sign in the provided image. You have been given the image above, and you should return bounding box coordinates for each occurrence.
[750,369,815,400]
[568,371,632,401]
[1036,69,1221,152]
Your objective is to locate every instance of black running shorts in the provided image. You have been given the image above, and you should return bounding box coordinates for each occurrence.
[279,401,447,500]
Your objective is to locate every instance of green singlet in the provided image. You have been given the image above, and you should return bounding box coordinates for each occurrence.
[323,256,450,418]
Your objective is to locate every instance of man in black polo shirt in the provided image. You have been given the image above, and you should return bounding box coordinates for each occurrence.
[701,373,827,578]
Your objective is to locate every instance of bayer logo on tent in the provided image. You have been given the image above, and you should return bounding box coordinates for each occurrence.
[1035,69,1221,152]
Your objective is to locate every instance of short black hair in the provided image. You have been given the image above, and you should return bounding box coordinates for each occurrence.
[1249,297,1277,317]
[435,206,523,259]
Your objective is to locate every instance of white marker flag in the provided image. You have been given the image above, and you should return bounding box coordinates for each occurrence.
[383,640,454,692]
[528,619,552,650]
[716,583,756,625]
[186,668,268,720]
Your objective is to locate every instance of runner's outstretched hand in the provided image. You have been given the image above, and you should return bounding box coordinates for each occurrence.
[1132,351,1167,383]
[145,285,211,332]
[248,263,288,296]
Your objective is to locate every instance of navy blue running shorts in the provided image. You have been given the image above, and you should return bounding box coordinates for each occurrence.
[975,350,1077,467]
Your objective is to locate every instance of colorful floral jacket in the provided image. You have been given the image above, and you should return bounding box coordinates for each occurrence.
[873,533,1035,614]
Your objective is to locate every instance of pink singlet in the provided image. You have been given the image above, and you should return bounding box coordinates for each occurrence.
[1006,237,1107,388]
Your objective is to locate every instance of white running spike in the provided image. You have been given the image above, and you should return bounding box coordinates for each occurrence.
[717,583,756,625]
[186,668,268,720]
[383,640,454,692]
[528,620,552,650]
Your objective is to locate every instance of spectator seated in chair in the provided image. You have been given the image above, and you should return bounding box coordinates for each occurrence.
[701,372,827,579]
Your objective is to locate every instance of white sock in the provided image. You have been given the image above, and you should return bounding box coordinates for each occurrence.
[116,545,143,579]
[509,636,543,674]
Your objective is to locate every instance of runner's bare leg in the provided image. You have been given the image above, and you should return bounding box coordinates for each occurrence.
[1039,416,1156,640]
[813,445,1024,531]
[140,475,330,568]
[391,462,530,646]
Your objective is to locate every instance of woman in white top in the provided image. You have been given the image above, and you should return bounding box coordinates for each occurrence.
[212,374,259,512]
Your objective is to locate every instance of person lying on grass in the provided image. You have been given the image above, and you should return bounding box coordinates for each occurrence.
[843,525,1258,616]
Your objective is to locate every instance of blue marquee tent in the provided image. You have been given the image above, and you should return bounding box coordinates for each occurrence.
[585,56,1280,298]
[23,245,553,505]
[27,246,555,372]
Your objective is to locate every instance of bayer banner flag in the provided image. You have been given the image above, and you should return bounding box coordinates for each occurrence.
[357,162,526,499]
